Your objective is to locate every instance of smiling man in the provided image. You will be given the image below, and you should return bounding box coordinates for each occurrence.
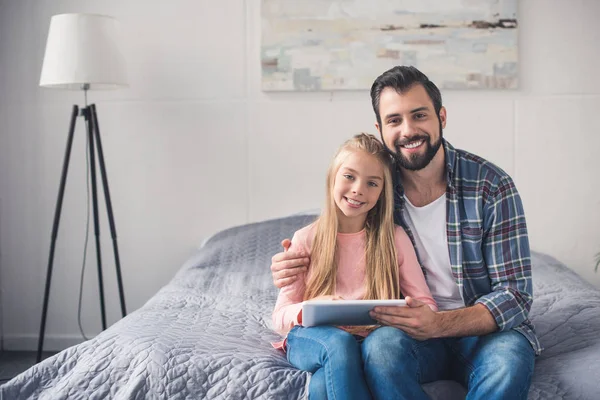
[270,66,539,399]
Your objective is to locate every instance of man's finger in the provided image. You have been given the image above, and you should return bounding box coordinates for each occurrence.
[274,265,307,280]
[271,257,309,273]
[405,296,425,308]
[372,305,415,317]
[371,312,415,328]
[274,276,297,289]
[271,251,307,267]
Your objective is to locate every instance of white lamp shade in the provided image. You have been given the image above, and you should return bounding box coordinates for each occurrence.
[40,13,128,90]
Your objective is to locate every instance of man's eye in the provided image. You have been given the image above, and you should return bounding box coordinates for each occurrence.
[388,118,400,125]
[415,113,426,119]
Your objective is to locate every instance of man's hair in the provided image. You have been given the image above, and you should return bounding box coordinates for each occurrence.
[304,133,401,302]
[370,66,443,127]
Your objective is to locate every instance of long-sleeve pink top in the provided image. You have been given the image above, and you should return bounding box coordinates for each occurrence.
[272,223,437,340]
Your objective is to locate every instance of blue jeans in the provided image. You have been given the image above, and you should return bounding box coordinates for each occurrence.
[286,325,372,400]
[361,326,535,400]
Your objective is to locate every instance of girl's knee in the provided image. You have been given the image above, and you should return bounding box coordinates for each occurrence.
[364,326,413,351]
[362,327,415,367]
[308,369,327,400]
[328,329,361,354]
[303,326,361,360]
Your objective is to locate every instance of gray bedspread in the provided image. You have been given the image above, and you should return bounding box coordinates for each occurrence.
[2,215,600,399]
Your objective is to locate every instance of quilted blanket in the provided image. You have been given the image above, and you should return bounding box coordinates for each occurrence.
[2,215,600,399]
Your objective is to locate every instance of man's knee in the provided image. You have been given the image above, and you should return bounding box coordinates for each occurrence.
[476,330,535,370]
[463,331,535,397]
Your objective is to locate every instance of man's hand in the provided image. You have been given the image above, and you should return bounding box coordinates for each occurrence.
[271,239,310,288]
[370,296,440,341]
[371,298,498,340]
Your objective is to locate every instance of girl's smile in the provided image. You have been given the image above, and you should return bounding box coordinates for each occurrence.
[344,197,365,208]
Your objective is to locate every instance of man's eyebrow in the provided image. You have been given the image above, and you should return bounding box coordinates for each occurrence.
[410,106,429,114]
[384,106,430,121]
[342,167,383,180]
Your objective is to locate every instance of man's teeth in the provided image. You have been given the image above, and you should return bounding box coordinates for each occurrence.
[346,198,362,205]
[403,140,424,149]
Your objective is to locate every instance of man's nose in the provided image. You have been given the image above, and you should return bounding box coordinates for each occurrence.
[401,118,416,134]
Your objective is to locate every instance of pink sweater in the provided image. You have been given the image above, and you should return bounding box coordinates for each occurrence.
[272,223,437,338]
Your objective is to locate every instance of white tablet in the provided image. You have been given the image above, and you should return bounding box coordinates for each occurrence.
[301,299,407,327]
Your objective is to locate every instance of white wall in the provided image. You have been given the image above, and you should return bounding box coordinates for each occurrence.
[0,0,599,351]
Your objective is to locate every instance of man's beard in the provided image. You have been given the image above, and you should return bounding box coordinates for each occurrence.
[385,121,443,171]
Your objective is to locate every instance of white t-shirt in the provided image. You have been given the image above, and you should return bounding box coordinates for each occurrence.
[403,194,465,311]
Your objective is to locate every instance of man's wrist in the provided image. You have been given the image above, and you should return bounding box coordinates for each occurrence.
[433,304,497,338]
[430,311,444,339]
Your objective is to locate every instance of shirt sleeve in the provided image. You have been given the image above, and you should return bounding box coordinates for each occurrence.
[475,175,533,332]
[395,226,438,311]
[271,230,309,335]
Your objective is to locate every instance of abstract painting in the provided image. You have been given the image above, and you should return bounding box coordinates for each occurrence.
[261,0,518,91]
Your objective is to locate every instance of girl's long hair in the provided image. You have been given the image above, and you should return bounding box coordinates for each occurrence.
[304,133,401,301]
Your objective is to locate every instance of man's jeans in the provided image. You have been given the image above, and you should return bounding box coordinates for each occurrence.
[362,326,535,400]
[287,325,535,400]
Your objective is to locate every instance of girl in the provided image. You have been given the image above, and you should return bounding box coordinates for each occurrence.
[272,133,436,400]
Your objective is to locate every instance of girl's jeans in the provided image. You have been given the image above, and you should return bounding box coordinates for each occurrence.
[286,325,535,400]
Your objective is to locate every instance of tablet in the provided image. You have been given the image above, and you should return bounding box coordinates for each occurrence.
[301,299,407,327]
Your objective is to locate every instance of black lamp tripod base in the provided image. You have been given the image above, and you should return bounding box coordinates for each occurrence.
[37,104,127,363]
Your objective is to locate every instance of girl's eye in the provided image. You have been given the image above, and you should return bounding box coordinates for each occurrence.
[343,174,354,180]
[368,181,378,187]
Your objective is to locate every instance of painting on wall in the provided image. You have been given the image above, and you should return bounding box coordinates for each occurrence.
[261,0,518,91]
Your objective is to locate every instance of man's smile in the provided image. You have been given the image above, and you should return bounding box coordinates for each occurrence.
[401,139,425,150]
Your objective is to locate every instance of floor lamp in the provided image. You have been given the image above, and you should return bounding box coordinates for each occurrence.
[37,13,128,363]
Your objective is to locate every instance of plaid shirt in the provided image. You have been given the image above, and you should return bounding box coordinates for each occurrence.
[393,140,541,355]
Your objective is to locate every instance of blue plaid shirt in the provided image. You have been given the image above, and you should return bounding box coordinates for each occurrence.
[393,140,541,355]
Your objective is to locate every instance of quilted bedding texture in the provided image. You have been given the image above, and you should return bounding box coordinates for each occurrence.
[2,215,600,400]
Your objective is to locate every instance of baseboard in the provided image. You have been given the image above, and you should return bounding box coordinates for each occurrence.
[2,333,98,352]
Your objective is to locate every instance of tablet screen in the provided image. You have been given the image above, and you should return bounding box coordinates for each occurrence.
[301,299,407,327]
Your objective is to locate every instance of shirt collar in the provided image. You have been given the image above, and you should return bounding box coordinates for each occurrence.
[443,139,456,189]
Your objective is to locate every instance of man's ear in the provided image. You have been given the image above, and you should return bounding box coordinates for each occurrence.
[439,106,447,129]
[374,122,380,133]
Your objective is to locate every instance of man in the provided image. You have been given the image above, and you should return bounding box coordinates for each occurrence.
[270,66,539,399]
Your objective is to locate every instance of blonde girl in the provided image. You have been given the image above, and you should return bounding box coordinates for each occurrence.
[272,133,436,400]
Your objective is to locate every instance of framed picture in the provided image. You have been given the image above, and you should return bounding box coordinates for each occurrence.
[261,0,518,91]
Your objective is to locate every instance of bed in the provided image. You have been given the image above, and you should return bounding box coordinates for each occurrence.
[2,214,600,399]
